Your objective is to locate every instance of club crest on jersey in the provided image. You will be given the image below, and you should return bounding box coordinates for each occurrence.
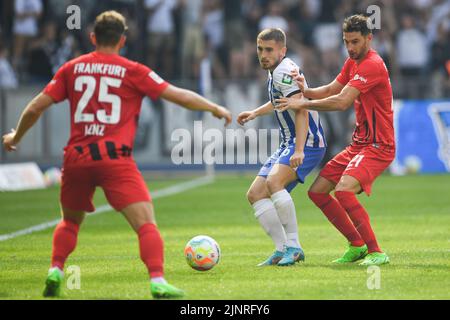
[281,73,293,85]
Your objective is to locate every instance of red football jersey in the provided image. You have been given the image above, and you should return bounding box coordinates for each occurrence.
[43,51,168,163]
[336,49,394,147]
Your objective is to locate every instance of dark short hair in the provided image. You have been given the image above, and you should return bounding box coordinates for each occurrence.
[94,11,128,46]
[257,28,286,46]
[342,14,372,36]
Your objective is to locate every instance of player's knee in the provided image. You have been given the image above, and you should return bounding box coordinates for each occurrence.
[308,182,330,194]
[61,208,85,225]
[335,175,362,193]
[335,181,357,193]
[265,177,283,195]
[246,187,264,205]
[246,188,257,204]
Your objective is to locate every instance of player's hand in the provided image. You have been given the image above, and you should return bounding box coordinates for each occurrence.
[212,106,232,126]
[237,111,257,126]
[2,129,18,152]
[274,97,307,112]
[290,150,304,169]
[291,70,305,93]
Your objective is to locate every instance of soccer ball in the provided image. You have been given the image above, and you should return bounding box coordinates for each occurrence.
[184,235,220,271]
[404,155,422,174]
[43,167,62,186]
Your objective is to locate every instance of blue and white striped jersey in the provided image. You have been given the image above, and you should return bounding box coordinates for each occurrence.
[268,57,326,148]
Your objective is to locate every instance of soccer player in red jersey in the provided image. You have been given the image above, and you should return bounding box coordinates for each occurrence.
[274,14,393,266]
[2,11,231,298]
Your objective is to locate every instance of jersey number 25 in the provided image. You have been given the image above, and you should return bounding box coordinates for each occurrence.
[74,76,122,124]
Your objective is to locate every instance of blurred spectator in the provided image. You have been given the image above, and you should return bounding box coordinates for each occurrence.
[426,0,450,44]
[0,42,18,89]
[397,14,429,75]
[12,0,43,75]
[317,0,341,23]
[224,0,252,79]
[396,14,429,98]
[372,29,394,71]
[144,0,178,79]
[0,0,446,99]
[430,21,450,97]
[52,30,82,73]
[289,0,319,46]
[179,0,204,79]
[202,0,226,79]
[119,9,141,61]
[241,0,264,79]
[258,1,289,32]
[27,21,58,83]
[242,0,263,39]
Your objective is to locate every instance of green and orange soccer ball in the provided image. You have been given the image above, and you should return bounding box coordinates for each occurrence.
[184,235,221,271]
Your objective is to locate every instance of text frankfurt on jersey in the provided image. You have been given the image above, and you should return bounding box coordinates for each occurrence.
[74,63,127,78]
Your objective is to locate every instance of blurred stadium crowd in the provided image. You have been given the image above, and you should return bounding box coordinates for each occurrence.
[0,0,449,99]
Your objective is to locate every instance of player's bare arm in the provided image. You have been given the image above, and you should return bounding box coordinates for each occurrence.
[160,84,232,126]
[275,85,360,112]
[2,93,54,152]
[289,94,309,169]
[237,101,273,126]
[291,70,344,100]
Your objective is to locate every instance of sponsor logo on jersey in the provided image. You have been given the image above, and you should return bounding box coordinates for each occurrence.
[281,73,293,85]
[353,74,368,83]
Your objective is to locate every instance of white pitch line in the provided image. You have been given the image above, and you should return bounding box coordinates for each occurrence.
[0,175,214,242]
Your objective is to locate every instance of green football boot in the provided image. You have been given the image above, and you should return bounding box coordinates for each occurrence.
[151,282,185,299]
[332,244,368,264]
[43,268,63,298]
[359,252,390,266]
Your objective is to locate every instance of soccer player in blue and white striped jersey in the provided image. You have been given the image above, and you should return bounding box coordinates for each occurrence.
[237,28,326,266]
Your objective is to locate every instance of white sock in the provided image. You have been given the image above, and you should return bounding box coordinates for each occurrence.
[253,198,287,252]
[271,190,301,249]
[151,276,167,284]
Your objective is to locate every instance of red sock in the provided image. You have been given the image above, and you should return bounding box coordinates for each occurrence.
[51,219,80,270]
[138,223,164,278]
[335,191,381,253]
[308,191,365,247]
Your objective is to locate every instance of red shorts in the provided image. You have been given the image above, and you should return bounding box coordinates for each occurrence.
[319,144,395,195]
[60,160,151,212]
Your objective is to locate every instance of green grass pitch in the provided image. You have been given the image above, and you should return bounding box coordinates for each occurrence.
[0,173,449,299]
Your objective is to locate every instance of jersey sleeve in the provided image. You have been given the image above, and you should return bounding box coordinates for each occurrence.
[336,58,352,85]
[272,60,303,97]
[347,60,381,93]
[43,63,69,103]
[132,63,169,100]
